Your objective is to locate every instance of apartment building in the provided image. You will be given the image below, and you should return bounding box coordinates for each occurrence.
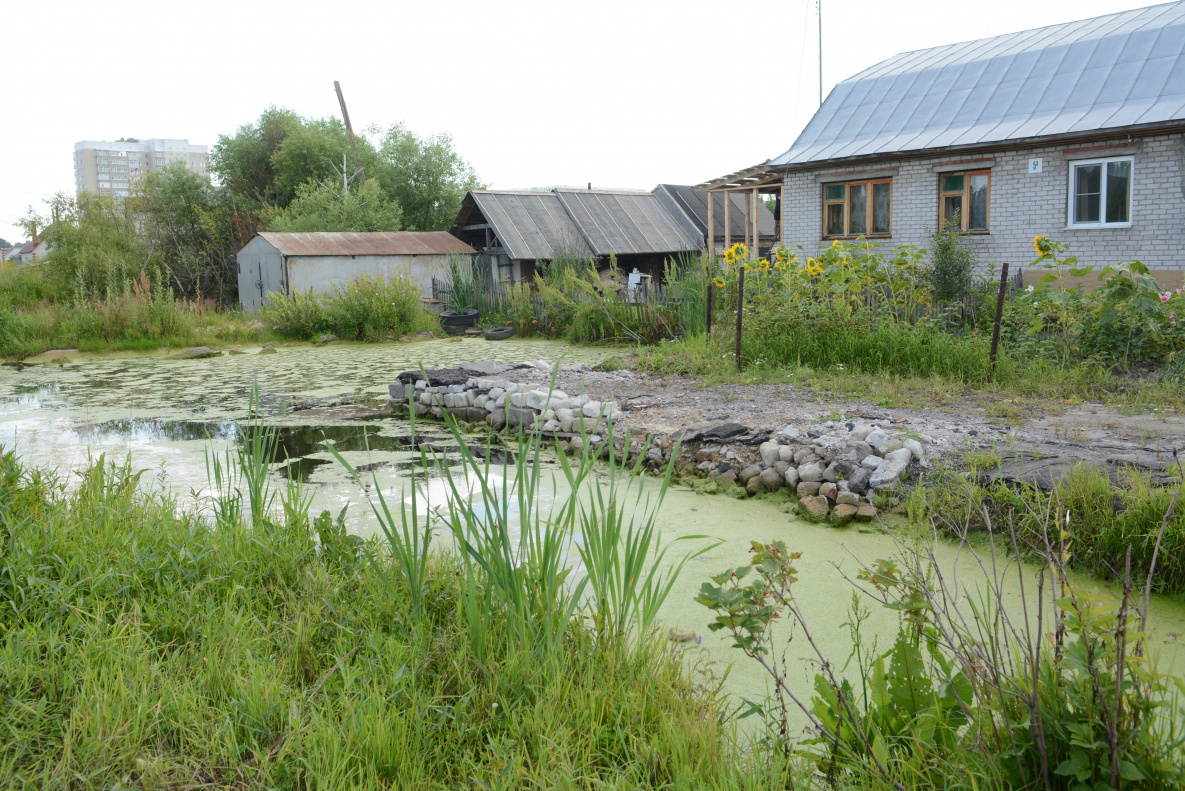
[73,138,209,197]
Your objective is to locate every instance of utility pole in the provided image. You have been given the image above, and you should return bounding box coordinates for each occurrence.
[818,0,823,106]
[334,80,366,186]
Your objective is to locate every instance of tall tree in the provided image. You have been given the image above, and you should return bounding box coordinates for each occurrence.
[261,179,402,233]
[380,123,482,231]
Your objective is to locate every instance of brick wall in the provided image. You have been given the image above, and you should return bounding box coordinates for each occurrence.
[779,133,1185,274]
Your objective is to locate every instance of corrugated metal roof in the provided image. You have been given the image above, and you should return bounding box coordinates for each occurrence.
[252,231,474,256]
[553,189,703,255]
[469,191,595,261]
[771,1,1185,167]
[654,184,776,239]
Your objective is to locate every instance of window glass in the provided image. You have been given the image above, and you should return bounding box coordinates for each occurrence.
[941,174,965,192]
[969,174,989,230]
[943,195,963,226]
[1074,164,1102,224]
[873,182,891,233]
[826,203,844,236]
[1106,160,1131,223]
[825,184,845,202]
[848,184,867,234]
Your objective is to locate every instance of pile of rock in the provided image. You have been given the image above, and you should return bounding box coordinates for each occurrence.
[698,424,931,525]
[390,376,624,439]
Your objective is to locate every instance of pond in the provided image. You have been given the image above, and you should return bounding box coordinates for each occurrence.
[2,337,1183,730]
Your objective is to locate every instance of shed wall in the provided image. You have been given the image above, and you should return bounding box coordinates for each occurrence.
[287,254,451,299]
[780,132,1185,284]
[237,235,285,311]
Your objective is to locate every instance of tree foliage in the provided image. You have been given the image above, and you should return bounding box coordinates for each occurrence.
[261,178,402,233]
[211,106,483,231]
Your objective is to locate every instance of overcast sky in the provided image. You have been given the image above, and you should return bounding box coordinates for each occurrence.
[0,0,1166,243]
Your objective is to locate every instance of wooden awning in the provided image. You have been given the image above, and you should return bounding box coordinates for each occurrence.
[694,163,782,193]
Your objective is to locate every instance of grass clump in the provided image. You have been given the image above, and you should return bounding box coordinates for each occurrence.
[0,399,789,788]
[263,273,437,341]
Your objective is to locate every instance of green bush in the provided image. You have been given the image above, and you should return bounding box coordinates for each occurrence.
[264,274,436,341]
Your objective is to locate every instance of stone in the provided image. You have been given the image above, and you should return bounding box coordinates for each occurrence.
[779,425,800,440]
[317,334,337,345]
[542,420,560,433]
[798,461,824,482]
[904,438,926,462]
[836,491,860,506]
[855,504,878,522]
[759,468,784,491]
[506,406,538,427]
[849,424,872,441]
[784,466,800,488]
[773,461,790,476]
[464,408,488,423]
[822,462,839,482]
[920,434,935,445]
[819,481,838,500]
[860,455,883,470]
[793,447,815,465]
[259,344,277,355]
[716,470,738,485]
[582,401,603,418]
[524,390,549,410]
[746,476,764,493]
[831,504,858,525]
[865,429,891,454]
[738,464,764,484]
[847,468,872,494]
[488,387,505,401]
[851,441,873,461]
[778,445,796,463]
[759,442,781,466]
[796,481,821,497]
[173,346,218,359]
[798,496,830,522]
[696,444,723,461]
[869,448,913,490]
[884,440,904,454]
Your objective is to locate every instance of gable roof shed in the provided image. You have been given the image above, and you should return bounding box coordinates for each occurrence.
[654,184,776,240]
[772,1,1185,168]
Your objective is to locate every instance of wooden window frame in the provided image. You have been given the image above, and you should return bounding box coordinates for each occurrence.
[821,178,892,239]
[1067,155,1133,229]
[938,169,991,233]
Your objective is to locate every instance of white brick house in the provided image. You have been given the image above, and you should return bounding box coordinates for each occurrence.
[769,2,1185,287]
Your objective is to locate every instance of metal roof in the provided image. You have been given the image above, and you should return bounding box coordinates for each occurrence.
[553,189,703,256]
[459,188,704,260]
[771,1,1185,167]
[251,231,474,256]
[654,184,776,240]
[468,191,595,261]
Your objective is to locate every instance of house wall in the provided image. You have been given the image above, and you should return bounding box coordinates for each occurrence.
[287,254,452,300]
[780,132,1185,286]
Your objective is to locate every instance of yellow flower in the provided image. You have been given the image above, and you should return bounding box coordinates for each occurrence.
[1033,235,1052,255]
[712,278,725,288]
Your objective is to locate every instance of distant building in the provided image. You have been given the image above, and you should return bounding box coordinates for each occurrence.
[236,231,476,311]
[16,239,49,263]
[73,139,209,197]
[0,247,17,263]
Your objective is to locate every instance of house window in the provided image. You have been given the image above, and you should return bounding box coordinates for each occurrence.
[822,179,891,237]
[1069,156,1132,227]
[939,170,990,231]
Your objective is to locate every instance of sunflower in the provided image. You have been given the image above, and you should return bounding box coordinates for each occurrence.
[1033,235,1052,255]
[712,278,725,288]
[806,257,823,277]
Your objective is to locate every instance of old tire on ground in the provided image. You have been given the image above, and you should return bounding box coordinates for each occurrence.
[484,326,516,340]
[440,309,479,327]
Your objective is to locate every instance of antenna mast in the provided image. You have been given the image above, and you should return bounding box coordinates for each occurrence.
[334,80,366,186]
[818,0,823,106]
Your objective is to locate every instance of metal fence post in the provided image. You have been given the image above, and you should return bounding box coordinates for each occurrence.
[989,261,1010,369]
[735,264,745,372]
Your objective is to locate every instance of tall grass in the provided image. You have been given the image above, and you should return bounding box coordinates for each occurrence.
[264,273,437,341]
[0,421,786,787]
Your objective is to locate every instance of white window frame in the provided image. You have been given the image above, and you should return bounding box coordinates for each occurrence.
[1067,155,1133,229]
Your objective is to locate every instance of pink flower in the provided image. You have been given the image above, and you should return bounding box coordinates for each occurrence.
[1174,321,1179,327]
[1172,311,1177,319]
[1161,291,1173,303]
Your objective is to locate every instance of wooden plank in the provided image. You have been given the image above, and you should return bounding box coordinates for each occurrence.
[724,193,731,249]
[752,188,760,253]
[744,191,751,250]
[706,189,714,254]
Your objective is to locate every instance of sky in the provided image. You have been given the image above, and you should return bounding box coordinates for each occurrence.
[0,0,1168,244]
